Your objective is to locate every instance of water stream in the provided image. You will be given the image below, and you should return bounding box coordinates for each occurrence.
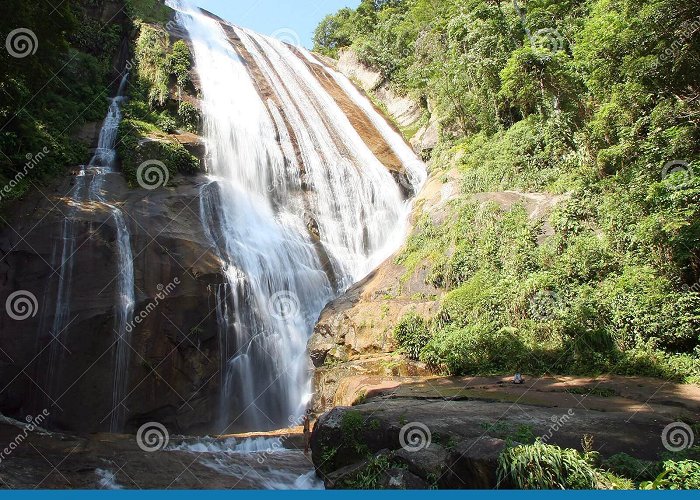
[170,1,425,433]
[43,73,135,432]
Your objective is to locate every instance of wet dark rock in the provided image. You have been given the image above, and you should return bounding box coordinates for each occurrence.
[310,396,691,489]
[394,443,449,484]
[376,468,428,489]
[0,172,225,435]
[441,437,507,489]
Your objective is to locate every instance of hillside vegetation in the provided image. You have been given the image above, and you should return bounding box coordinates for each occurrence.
[315,0,700,382]
[0,0,126,207]
[0,0,200,205]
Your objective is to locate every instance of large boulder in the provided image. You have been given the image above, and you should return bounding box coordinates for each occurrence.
[442,437,508,489]
[394,443,449,483]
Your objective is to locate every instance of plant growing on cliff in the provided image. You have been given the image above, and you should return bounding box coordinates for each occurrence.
[340,410,370,456]
[341,454,395,489]
[178,102,200,133]
[116,120,200,187]
[168,40,192,89]
[316,0,700,385]
[393,312,430,360]
[134,24,170,107]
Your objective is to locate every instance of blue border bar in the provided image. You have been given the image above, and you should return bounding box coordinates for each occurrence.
[0,493,698,498]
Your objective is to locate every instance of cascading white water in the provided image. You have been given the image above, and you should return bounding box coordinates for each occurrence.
[171,1,425,432]
[297,49,427,192]
[87,74,136,433]
[43,74,135,432]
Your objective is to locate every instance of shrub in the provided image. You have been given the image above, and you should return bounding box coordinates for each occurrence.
[117,120,200,186]
[641,460,700,490]
[497,440,601,489]
[178,101,200,132]
[603,453,662,483]
[420,324,525,375]
[168,40,192,88]
[156,112,177,133]
[393,313,430,361]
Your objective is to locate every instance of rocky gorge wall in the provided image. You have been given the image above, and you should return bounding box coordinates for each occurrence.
[306,48,574,415]
[0,6,420,435]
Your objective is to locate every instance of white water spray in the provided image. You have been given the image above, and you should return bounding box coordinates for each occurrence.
[170,1,424,431]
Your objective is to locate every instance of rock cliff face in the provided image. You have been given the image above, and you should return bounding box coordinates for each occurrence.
[0,6,423,434]
[0,169,225,434]
[307,121,567,415]
[308,169,459,412]
[335,50,439,157]
[0,3,225,434]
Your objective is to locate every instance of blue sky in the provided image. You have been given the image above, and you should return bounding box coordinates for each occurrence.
[192,0,360,48]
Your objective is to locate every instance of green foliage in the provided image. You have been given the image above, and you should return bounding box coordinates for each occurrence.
[393,312,430,360]
[640,460,700,490]
[339,454,396,489]
[134,24,170,107]
[481,421,537,445]
[125,0,172,24]
[178,101,200,133]
[397,195,700,380]
[497,440,601,489]
[499,444,700,490]
[340,410,370,456]
[156,112,178,134]
[663,460,700,489]
[314,9,355,58]
[115,19,200,188]
[117,119,200,187]
[0,0,126,208]
[168,40,192,89]
[603,453,662,483]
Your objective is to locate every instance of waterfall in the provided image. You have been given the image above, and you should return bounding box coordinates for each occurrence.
[87,74,136,433]
[43,73,135,432]
[171,1,425,432]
